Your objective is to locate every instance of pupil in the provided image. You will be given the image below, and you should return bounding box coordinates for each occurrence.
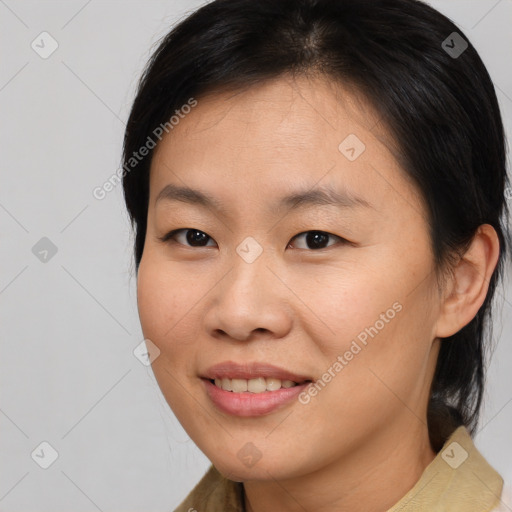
[183,230,329,248]
[187,230,208,246]
[307,231,328,249]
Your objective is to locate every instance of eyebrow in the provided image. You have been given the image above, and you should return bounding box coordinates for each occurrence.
[155,183,373,214]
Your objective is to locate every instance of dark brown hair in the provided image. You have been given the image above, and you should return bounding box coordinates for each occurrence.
[122,0,510,449]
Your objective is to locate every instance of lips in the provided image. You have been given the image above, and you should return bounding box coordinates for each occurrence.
[201,361,313,383]
[201,361,314,416]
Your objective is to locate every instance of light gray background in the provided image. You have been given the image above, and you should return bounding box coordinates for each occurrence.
[1,1,511,510]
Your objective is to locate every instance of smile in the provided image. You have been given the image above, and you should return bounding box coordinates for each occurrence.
[211,377,301,393]
[200,361,314,417]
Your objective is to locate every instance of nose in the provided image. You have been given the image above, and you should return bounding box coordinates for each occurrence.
[202,249,293,342]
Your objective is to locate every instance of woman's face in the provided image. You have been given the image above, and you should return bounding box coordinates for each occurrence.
[137,75,443,481]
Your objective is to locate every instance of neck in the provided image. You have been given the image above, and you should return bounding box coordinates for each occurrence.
[243,420,436,512]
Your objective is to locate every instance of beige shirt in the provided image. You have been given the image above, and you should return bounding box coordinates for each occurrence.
[174,426,504,511]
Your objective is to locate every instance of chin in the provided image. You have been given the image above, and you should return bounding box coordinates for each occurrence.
[209,451,299,483]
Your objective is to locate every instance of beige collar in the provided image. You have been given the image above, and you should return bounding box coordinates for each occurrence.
[175,426,503,512]
[387,426,503,511]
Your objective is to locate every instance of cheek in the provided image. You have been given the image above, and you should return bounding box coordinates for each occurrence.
[290,263,402,356]
[295,261,434,395]
[136,256,206,416]
[136,262,169,339]
[136,255,199,354]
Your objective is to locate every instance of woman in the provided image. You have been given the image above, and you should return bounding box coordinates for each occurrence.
[122,0,510,510]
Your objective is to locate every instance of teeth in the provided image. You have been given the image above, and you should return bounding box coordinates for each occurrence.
[212,377,299,393]
[231,378,248,392]
[247,377,266,393]
[266,378,281,391]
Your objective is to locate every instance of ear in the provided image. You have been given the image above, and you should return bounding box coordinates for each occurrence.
[435,224,500,338]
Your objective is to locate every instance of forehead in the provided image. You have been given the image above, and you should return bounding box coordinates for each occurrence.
[148,75,424,221]
[155,75,380,152]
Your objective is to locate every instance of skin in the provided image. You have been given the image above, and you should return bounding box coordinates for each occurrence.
[136,74,500,511]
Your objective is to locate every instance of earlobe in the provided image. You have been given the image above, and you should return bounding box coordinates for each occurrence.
[434,224,500,338]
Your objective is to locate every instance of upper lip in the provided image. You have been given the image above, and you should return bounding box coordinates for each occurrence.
[201,361,313,383]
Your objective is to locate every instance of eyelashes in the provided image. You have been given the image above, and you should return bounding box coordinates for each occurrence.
[290,231,346,250]
[158,228,349,251]
[159,228,216,247]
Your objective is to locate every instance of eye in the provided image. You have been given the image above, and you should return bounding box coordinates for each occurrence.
[158,228,217,247]
[158,228,347,250]
[288,230,345,250]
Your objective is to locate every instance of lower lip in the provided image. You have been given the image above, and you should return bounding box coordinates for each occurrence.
[202,379,310,417]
